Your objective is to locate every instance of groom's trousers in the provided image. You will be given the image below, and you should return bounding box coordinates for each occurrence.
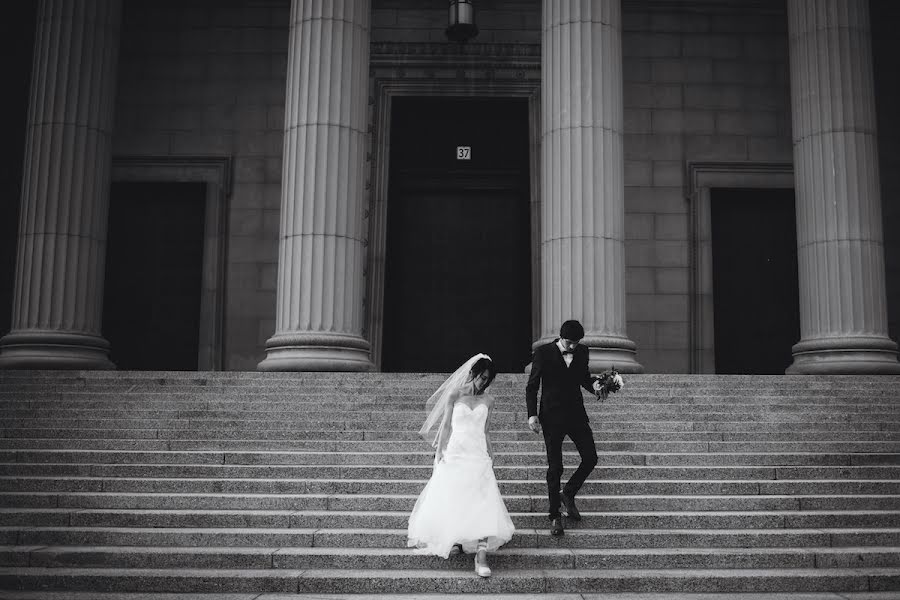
[542,421,598,519]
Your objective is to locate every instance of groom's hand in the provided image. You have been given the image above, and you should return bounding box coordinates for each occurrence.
[527,416,542,434]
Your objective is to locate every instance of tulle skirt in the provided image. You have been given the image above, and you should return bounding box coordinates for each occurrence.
[407,454,515,558]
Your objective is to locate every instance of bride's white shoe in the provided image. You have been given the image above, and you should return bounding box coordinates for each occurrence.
[474,549,492,577]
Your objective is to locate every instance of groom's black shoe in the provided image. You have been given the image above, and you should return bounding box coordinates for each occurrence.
[560,490,581,521]
[550,517,564,536]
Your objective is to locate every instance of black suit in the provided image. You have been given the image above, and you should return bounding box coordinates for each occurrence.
[526,340,599,519]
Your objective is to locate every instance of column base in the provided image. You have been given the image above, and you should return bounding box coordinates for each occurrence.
[534,334,644,374]
[0,331,115,370]
[787,335,900,374]
[583,334,644,374]
[258,332,374,372]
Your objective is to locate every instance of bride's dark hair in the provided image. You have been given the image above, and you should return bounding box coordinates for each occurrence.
[467,356,497,390]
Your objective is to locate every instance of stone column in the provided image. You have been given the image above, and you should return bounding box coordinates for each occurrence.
[0,0,121,370]
[540,0,642,373]
[786,0,900,373]
[258,0,373,371]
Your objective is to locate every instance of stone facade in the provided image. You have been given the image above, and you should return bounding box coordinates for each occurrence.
[620,3,793,372]
[1,0,898,373]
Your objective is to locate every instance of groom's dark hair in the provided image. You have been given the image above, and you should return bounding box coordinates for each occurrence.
[559,320,585,341]
[468,357,497,389]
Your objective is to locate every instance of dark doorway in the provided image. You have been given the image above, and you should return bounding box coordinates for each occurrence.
[872,0,900,344]
[103,182,206,370]
[382,97,532,373]
[710,188,800,374]
[0,2,38,339]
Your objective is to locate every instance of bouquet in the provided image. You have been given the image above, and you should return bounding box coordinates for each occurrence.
[593,368,624,401]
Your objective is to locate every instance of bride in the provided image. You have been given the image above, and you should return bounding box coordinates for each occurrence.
[407,353,515,577]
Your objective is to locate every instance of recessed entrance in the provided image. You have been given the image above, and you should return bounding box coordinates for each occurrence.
[103,182,206,370]
[381,97,532,373]
[0,1,38,341]
[710,188,800,374]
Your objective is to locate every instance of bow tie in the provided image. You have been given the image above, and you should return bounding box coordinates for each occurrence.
[561,350,573,356]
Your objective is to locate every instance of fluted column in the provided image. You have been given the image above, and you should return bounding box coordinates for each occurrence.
[0,0,121,370]
[786,0,900,374]
[540,0,642,373]
[258,0,373,371]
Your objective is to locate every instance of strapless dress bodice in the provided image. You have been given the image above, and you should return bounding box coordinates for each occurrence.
[443,400,490,462]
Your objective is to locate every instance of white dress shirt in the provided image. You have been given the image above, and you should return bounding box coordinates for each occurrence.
[556,339,573,367]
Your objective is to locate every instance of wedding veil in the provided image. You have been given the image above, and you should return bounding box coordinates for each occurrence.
[418,353,491,448]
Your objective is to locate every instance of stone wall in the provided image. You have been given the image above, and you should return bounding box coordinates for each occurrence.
[114,0,290,370]
[620,4,791,372]
[99,0,896,372]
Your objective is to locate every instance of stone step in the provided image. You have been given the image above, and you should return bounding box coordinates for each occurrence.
[8,526,900,549]
[4,394,898,405]
[1,371,896,384]
[1,566,899,593]
[6,399,899,413]
[1,396,896,408]
[3,463,898,480]
[7,429,900,442]
[0,370,883,380]
[7,391,896,402]
[24,397,870,408]
[2,371,896,382]
[2,492,898,512]
[7,383,898,394]
[0,592,261,600]
[0,450,900,478]
[23,389,896,400]
[8,410,900,424]
[1,389,895,400]
[5,417,898,432]
[2,508,899,530]
[5,419,899,434]
[3,410,873,427]
[0,393,892,406]
[4,545,900,570]
[6,433,900,448]
[1,372,898,597]
[5,449,899,466]
[6,476,900,495]
[4,386,899,396]
[1,594,899,600]
[5,438,900,453]
[4,386,898,397]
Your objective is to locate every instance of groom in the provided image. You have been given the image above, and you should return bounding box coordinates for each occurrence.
[526,319,601,536]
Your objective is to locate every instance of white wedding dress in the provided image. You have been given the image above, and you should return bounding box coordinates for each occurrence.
[407,398,516,558]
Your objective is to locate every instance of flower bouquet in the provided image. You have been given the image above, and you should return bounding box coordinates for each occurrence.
[593,368,624,401]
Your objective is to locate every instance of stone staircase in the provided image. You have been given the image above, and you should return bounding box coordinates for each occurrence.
[0,371,899,599]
